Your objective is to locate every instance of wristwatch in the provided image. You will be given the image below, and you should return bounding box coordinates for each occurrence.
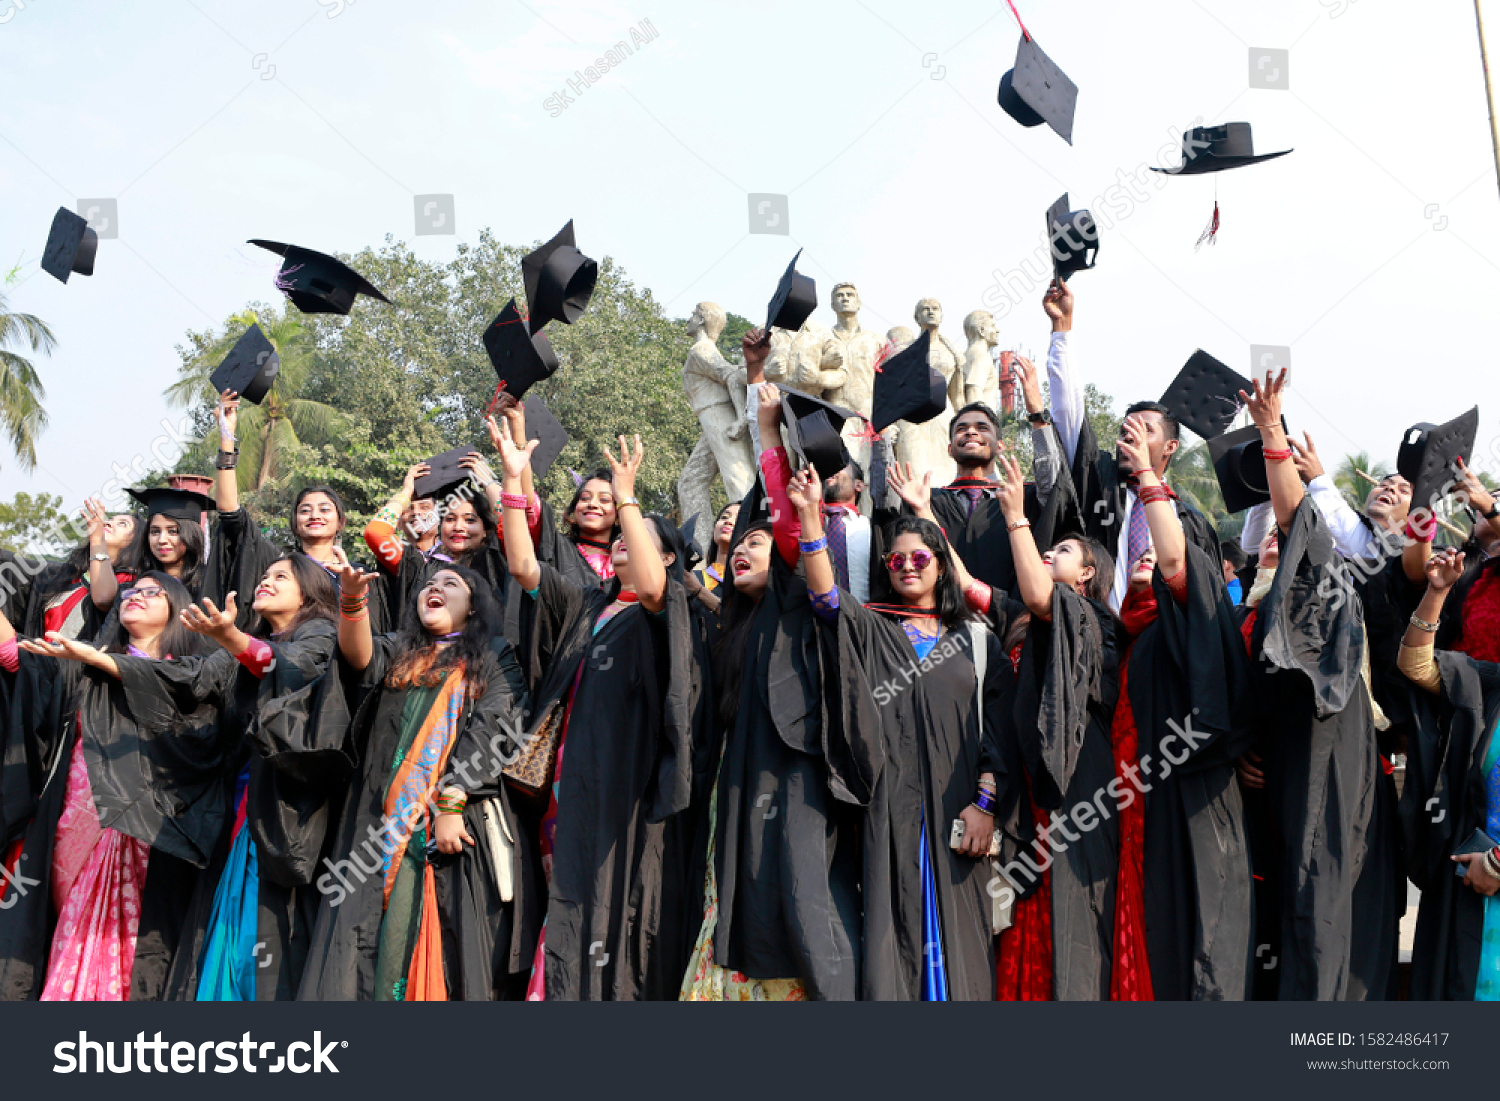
[1483,502,1500,521]
[90,552,110,563]
[1027,409,1052,427]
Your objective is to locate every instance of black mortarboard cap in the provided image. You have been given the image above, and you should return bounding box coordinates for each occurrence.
[997,35,1078,145]
[1398,406,1479,512]
[43,207,98,284]
[778,386,859,481]
[871,331,948,433]
[1159,350,1251,440]
[248,240,392,316]
[1207,425,1273,513]
[127,487,215,523]
[414,444,481,500]
[764,250,817,334]
[484,298,560,400]
[523,397,570,479]
[1151,122,1292,175]
[521,220,598,335]
[1046,193,1098,282]
[210,324,280,405]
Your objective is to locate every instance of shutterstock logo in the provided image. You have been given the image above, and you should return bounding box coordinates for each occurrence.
[54,1032,345,1074]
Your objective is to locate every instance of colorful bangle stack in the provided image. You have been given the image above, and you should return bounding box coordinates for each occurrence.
[1262,445,1293,463]
[339,592,368,621]
[971,787,997,815]
[1483,846,1500,880]
[373,503,403,528]
[1136,484,1171,505]
[500,492,529,511]
[799,535,829,555]
[434,791,467,816]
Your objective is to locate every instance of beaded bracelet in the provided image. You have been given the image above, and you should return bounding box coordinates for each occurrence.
[799,535,829,555]
[1262,446,1293,464]
[500,492,529,511]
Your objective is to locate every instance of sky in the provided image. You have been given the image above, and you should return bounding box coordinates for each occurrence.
[2,0,1497,510]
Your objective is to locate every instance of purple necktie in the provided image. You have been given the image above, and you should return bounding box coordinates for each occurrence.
[824,507,850,591]
[962,486,983,517]
[1126,490,1152,572]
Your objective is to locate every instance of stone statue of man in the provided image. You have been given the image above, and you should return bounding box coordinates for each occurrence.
[764,309,845,399]
[677,301,756,531]
[961,309,1000,408]
[891,298,964,486]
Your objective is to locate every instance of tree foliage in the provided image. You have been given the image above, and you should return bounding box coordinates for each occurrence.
[0,490,72,555]
[0,284,55,474]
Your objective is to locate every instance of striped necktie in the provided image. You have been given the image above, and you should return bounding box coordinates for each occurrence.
[1126,489,1152,571]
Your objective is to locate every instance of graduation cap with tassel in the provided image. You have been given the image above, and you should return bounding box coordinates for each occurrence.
[1152,122,1293,249]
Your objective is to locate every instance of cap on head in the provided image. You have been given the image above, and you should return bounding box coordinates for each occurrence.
[127,487,216,523]
[249,240,391,316]
[43,207,98,284]
[414,445,480,500]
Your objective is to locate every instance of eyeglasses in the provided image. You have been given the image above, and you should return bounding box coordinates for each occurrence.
[121,586,167,602]
[885,550,935,573]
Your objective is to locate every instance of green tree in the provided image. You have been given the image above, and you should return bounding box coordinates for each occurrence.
[0,284,54,473]
[0,491,73,554]
[716,312,753,362]
[166,306,342,492]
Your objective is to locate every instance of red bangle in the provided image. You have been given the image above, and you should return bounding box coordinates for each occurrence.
[500,492,528,511]
[1404,514,1436,543]
[1261,446,1293,463]
[1137,485,1170,505]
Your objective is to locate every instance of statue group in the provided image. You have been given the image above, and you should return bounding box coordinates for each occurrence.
[677,285,1003,524]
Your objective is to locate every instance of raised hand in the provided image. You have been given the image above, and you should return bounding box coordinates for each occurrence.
[1116,413,1152,478]
[1289,431,1323,484]
[216,390,240,442]
[786,464,821,514]
[1425,547,1466,592]
[339,562,380,600]
[83,497,108,546]
[1455,457,1496,517]
[1043,278,1073,330]
[458,451,497,488]
[401,462,430,497]
[1011,353,1044,415]
[492,419,539,483]
[605,434,645,501]
[887,461,932,515]
[997,452,1027,521]
[1238,369,1288,432]
[180,594,240,643]
[19,632,105,666]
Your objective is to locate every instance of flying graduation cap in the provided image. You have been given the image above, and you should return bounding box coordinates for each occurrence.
[871,330,948,433]
[764,250,818,335]
[778,386,859,481]
[1207,424,1278,513]
[1152,122,1292,175]
[210,324,280,405]
[997,34,1078,145]
[1398,407,1479,514]
[127,486,216,523]
[1159,350,1251,441]
[42,207,98,284]
[484,298,559,400]
[248,240,392,316]
[522,397,570,479]
[520,220,598,335]
[1046,193,1098,281]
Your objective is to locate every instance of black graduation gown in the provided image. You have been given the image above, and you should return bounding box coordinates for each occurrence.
[711,562,877,1000]
[820,597,1006,1000]
[519,565,707,1000]
[0,655,225,1001]
[1068,416,1222,580]
[109,619,346,999]
[17,561,113,643]
[297,636,534,1000]
[1124,543,1254,1000]
[1000,584,1122,1000]
[1244,498,1397,1001]
[1401,650,1500,999]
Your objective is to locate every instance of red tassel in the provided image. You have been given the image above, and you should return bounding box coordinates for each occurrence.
[1194,200,1220,251]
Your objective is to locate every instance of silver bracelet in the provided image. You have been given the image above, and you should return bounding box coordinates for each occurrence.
[1408,612,1440,633]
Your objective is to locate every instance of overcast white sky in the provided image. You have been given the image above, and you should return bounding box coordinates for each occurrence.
[2,0,1497,508]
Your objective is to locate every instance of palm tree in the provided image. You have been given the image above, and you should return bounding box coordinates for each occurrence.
[1170,440,1231,533]
[166,307,341,491]
[0,285,54,473]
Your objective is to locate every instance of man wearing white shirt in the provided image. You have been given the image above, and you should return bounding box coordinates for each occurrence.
[1042,279,1223,610]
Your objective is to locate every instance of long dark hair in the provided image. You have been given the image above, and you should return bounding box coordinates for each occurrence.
[288,485,347,551]
[876,516,973,632]
[710,518,775,729]
[386,563,498,698]
[1004,535,1117,655]
[439,486,499,562]
[243,554,339,640]
[103,571,207,659]
[643,513,688,585]
[704,501,738,569]
[565,468,620,545]
[125,511,206,591]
